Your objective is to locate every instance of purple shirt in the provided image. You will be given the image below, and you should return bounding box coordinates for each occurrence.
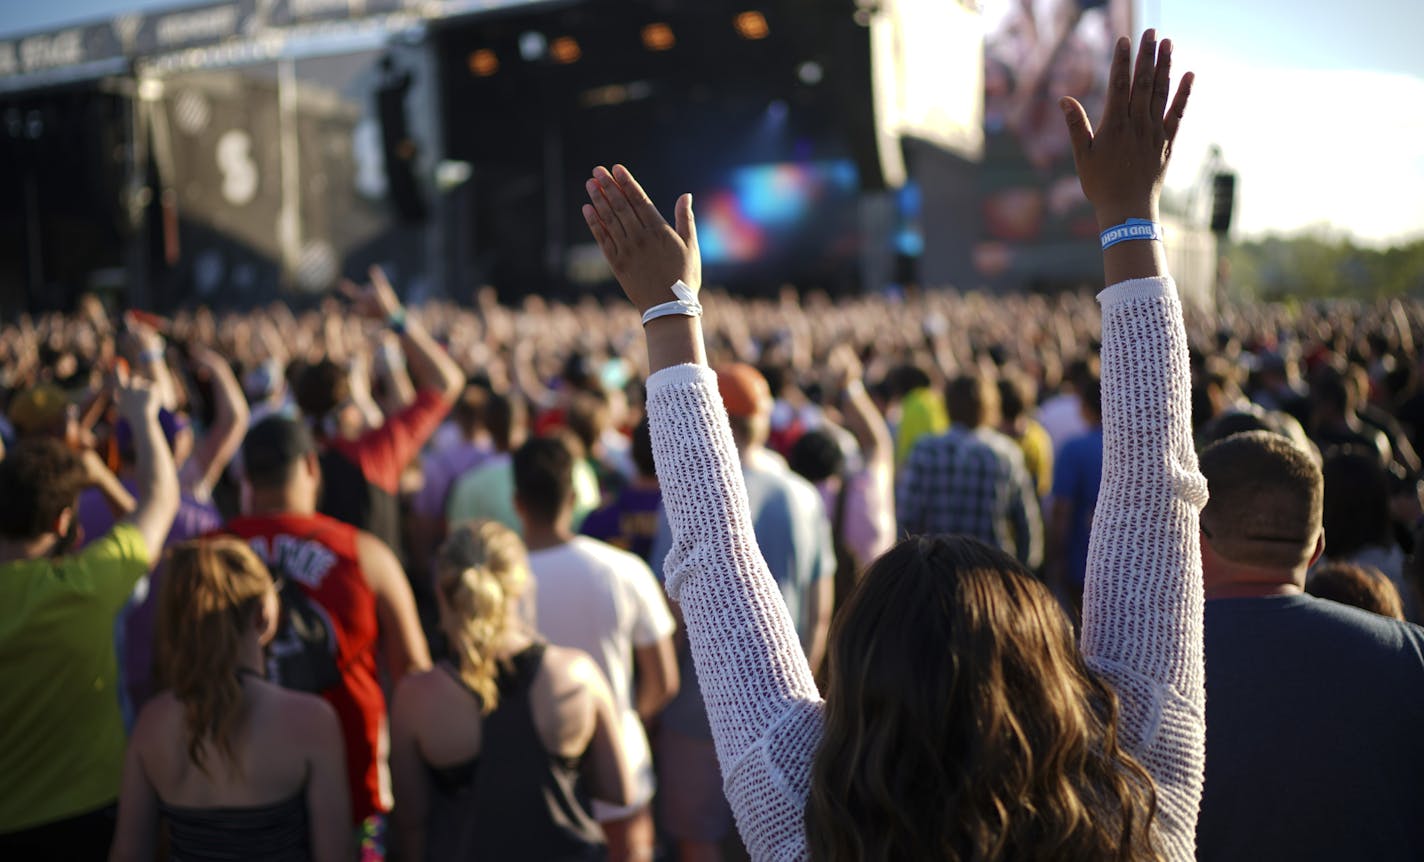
[77,483,223,724]
[580,485,665,565]
[412,441,495,519]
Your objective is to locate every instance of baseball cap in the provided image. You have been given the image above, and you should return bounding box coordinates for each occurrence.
[242,416,316,481]
[716,364,772,419]
[8,385,71,436]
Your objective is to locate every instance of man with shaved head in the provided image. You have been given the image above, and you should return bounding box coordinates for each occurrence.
[1196,431,1424,861]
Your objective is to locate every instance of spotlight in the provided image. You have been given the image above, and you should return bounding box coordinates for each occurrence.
[468,49,499,77]
[519,31,547,61]
[797,61,823,85]
[550,36,581,64]
[734,11,769,40]
[642,22,675,51]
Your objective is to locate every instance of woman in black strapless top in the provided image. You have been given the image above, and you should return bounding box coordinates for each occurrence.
[390,520,633,861]
[110,538,351,861]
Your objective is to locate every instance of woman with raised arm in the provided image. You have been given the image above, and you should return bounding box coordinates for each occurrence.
[110,538,352,862]
[581,30,1203,862]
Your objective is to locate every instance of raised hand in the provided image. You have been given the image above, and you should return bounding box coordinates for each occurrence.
[121,313,166,360]
[340,265,403,322]
[1060,30,1193,227]
[187,344,231,382]
[826,344,863,392]
[113,361,163,426]
[581,165,700,313]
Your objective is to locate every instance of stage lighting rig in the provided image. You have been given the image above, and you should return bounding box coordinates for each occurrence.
[734,11,769,40]
[518,31,547,61]
[641,23,675,52]
[468,48,499,77]
[550,36,581,64]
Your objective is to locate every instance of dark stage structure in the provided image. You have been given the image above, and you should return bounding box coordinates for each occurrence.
[0,0,1214,313]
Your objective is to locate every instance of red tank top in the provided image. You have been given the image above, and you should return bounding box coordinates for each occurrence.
[224,513,384,823]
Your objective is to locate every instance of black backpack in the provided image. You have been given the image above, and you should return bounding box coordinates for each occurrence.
[263,530,345,695]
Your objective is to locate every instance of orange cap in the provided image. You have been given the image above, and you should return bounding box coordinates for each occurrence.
[716,363,772,418]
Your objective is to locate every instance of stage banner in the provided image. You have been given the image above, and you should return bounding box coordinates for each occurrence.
[159,65,286,303]
[977,0,1132,283]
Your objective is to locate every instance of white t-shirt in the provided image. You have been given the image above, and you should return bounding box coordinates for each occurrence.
[526,536,675,815]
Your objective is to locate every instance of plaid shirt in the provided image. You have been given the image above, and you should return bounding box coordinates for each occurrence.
[896,425,1044,567]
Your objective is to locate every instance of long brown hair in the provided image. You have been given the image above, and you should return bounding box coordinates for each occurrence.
[806,536,1159,861]
[157,537,274,776]
[436,520,530,713]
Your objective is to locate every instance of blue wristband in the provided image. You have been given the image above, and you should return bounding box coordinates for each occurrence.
[387,307,407,335]
[1100,218,1163,250]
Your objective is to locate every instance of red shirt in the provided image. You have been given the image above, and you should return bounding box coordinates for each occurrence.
[328,388,450,495]
[223,512,384,823]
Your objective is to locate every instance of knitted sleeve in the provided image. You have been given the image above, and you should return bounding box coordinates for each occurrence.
[646,363,821,862]
[1083,277,1208,861]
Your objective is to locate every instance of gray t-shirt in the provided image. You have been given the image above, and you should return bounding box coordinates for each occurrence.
[652,449,835,737]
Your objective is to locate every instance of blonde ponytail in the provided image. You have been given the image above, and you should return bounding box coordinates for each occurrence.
[437,520,530,714]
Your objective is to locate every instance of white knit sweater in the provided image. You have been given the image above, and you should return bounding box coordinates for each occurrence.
[646,276,1207,862]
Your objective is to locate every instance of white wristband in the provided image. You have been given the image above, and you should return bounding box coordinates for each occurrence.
[641,280,702,326]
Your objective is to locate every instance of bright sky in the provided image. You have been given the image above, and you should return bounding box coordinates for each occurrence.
[1149,0,1424,247]
[4,0,1423,246]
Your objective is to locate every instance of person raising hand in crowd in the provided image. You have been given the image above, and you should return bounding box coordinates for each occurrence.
[0,365,179,860]
[581,29,1204,860]
[295,266,465,557]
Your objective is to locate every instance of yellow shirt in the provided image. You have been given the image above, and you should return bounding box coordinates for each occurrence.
[0,524,149,831]
[1018,418,1055,499]
[894,387,950,468]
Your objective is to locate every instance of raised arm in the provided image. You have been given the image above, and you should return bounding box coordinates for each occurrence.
[1062,32,1206,859]
[829,345,892,472]
[122,316,180,412]
[82,447,137,520]
[373,332,417,414]
[187,345,251,496]
[583,165,822,860]
[343,267,464,407]
[116,367,181,562]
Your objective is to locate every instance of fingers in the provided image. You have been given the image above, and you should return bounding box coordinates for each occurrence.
[1150,39,1173,123]
[674,193,697,250]
[1059,97,1094,163]
[1163,71,1194,144]
[1100,36,1132,126]
[368,265,393,295]
[1129,29,1157,122]
[611,164,664,229]
[593,165,641,236]
[337,278,364,304]
[582,203,618,261]
[585,174,627,242]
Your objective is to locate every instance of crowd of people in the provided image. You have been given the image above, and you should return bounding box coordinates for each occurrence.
[2,29,1423,862]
